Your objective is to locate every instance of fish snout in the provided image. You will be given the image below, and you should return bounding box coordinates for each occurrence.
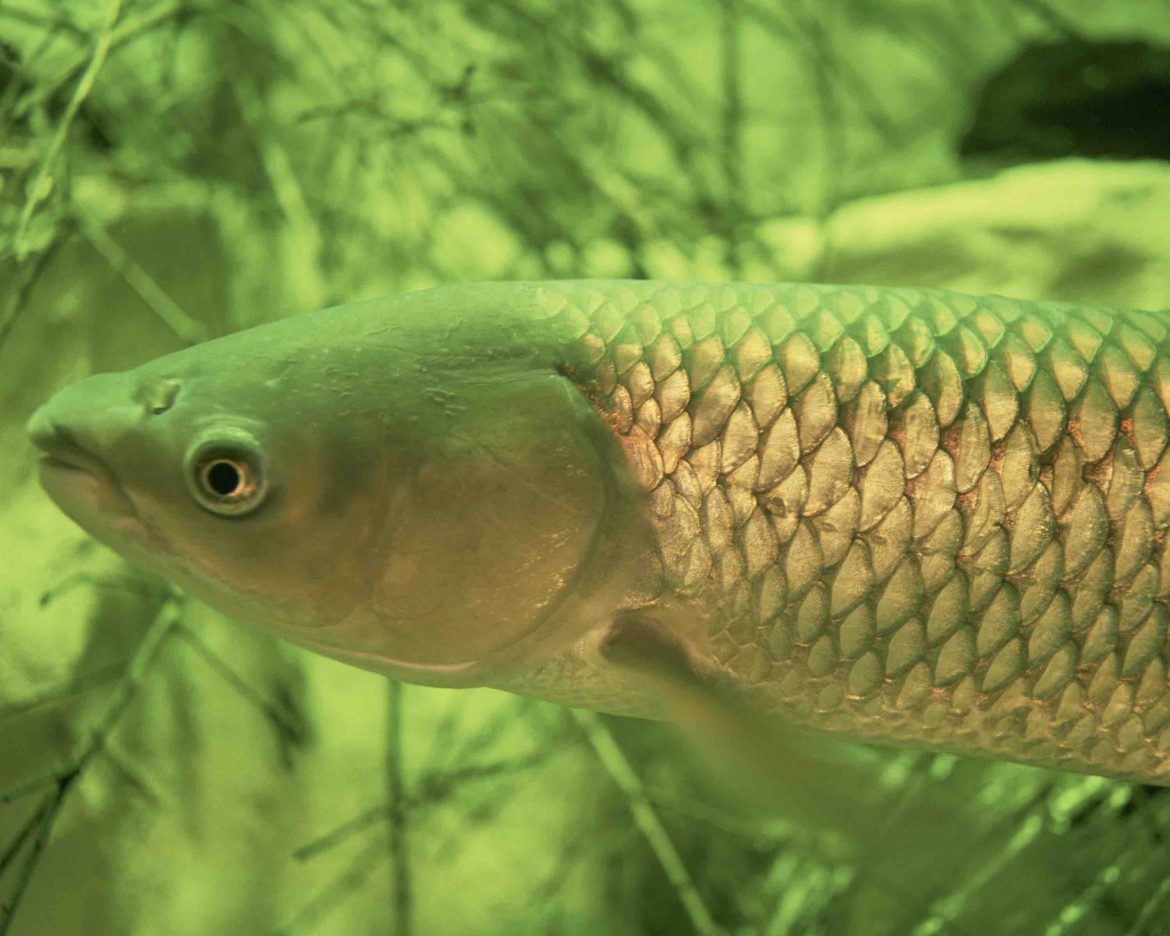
[26,404,64,455]
[27,372,147,469]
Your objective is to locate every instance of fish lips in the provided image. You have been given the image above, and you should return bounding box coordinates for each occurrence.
[30,415,144,541]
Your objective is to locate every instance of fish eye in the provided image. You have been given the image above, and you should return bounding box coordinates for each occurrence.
[184,430,268,517]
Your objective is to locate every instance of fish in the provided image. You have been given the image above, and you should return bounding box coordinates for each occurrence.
[25,279,1170,786]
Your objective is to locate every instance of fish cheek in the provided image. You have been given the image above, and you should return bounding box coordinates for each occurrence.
[364,373,612,667]
[163,454,372,626]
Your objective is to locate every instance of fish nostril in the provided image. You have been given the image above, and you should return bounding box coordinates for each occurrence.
[147,378,181,416]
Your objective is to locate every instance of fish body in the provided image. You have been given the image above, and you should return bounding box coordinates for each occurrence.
[27,280,1170,785]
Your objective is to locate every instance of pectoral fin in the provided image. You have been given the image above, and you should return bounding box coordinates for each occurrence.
[599,612,883,839]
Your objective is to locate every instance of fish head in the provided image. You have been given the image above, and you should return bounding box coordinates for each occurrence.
[27,319,397,653]
[27,292,649,688]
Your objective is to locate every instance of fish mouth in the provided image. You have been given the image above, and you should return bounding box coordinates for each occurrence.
[28,409,140,525]
[31,420,110,482]
[37,444,106,479]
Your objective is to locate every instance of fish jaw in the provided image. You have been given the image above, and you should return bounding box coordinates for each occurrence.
[28,385,155,557]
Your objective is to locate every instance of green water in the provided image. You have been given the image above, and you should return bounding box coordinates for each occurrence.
[2,1,1170,933]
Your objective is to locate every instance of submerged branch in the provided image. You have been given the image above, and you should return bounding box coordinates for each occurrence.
[13,0,188,121]
[0,786,62,936]
[11,0,124,262]
[386,681,412,936]
[719,0,742,275]
[74,212,207,345]
[0,4,87,38]
[0,603,179,933]
[173,620,305,744]
[279,837,389,935]
[0,233,65,358]
[0,798,43,881]
[572,709,723,936]
[294,748,557,863]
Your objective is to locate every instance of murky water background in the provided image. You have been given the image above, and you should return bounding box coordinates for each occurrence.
[2,2,1170,933]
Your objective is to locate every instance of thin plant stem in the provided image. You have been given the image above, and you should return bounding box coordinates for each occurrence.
[386,681,412,936]
[74,212,207,345]
[12,0,124,261]
[572,709,723,936]
[0,603,178,933]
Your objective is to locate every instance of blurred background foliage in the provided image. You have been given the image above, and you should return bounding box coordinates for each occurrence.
[2,0,1170,933]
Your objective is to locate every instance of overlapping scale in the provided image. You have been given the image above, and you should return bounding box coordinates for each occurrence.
[546,281,1170,785]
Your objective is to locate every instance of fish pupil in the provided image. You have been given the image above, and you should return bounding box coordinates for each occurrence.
[206,460,242,497]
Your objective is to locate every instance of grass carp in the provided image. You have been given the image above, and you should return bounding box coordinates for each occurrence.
[27,280,1170,786]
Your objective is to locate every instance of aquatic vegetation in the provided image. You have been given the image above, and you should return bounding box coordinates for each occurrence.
[3,1,1170,933]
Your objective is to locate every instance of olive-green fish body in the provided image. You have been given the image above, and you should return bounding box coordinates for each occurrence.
[530,281,1170,785]
[27,280,1170,786]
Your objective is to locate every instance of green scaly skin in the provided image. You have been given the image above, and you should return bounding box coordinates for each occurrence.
[532,281,1170,785]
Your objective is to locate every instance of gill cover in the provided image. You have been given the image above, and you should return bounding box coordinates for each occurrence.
[352,369,618,669]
